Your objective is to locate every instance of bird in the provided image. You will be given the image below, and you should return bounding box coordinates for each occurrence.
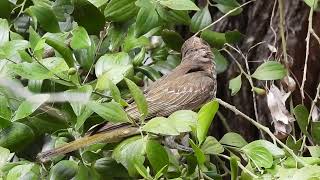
[37,36,217,162]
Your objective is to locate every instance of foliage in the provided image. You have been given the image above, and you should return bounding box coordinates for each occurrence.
[0,0,319,179]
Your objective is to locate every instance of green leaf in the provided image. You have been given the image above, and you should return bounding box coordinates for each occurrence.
[293,104,309,135]
[213,48,229,74]
[135,7,159,37]
[143,117,179,135]
[213,0,242,16]
[96,75,122,103]
[73,0,105,35]
[26,5,60,33]
[71,26,91,49]
[29,26,41,51]
[190,6,212,32]
[133,48,146,66]
[125,78,148,120]
[0,146,10,167]
[0,122,35,151]
[201,30,226,48]
[134,163,151,179]
[123,32,150,52]
[161,29,184,52]
[49,160,78,180]
[156,6,191,25]
[74,36,96,70]
[0,95,11,121]
[67,85,93,117]
[112,136,146,176]
[1,40,29,61]
[0,18,9,46]
[308,146,320,157]
[243,146,273,168]
[312,121,320,144]
[219,132,248,148]
[142,110,198,135]
[225,30,243,44]
[241,140,285,158]
[136,66,161,81]
[229,74,242,96]
[95,52,134,84]
[291,166,320,180]
[230,156,238,180]
[13,94,50,121]
[159,0,199,11]
[189,139,206,165]
[201,136,224,155]
[45,37,75,67]
[146,140,169,173]
[286,135,303,154]
[0,0,13,18]
[88,101,130,123]
[197,100,219,144]
[75,107,93,130]
[104,0,139,22]
[7,163,40,180]
[251,61,287,80]
[8,57,69,80]
[304,0,320,11]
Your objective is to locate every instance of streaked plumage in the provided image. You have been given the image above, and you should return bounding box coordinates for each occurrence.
[37,36,216,162]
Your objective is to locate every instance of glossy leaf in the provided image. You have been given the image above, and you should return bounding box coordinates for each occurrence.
[26,5,60,33]
[201,30,226,48]
[251,61,287,80]
[49,160,78,180]
[143,110,198,135]
[125,78,148,120]
[88,101,130,123]
[68,85,93,117]
[112,136,146,176]
[230,156,238,180]
[71,26,91,49]
[0,18,9,46]
[146,140,169,173]
[293,104,309,135]
[190,6,212,32]
[96,75,122,103]
[159,0,199,11]
[312,121,320,144]
[95,52,134,84]
[156,6,191,25]
[243,146,273,168]
[213,48,229,74]
[73,0,105,35]
[104,0,139,22]
[201,136,224,155]
[45,37,75,67]
[13,94,50,121]
[213,0,242,16]
[229,74,242,96]
[219,132,248,148]
[136,66,161,81]
[197,100,219,144]
[133,48,146,66]
[241,140,285,158]
[135,7,159,37]
[0,122,35,151]
[189,139,206,165]
[7,163,40,180]
[161,29,184,52]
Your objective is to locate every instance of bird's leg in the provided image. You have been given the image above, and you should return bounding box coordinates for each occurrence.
[164,135,193,152]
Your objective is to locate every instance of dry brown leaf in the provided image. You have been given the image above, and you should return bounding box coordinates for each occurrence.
[267,85,295,137]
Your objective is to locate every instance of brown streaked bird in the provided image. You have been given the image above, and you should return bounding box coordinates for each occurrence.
[37,36,217,162]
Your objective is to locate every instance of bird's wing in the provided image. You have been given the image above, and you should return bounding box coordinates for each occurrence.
[126,72,215,119]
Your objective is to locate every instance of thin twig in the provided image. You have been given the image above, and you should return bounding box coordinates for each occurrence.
[217,154,258,179]
[225,44,265,139]
[278,0,289,67]
[216,98,308,167]
[308,83,320,124]
[301,7,314,102]
[217,111,231,132]
[193,0,255,36]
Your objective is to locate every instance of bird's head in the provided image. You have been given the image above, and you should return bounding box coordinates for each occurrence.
[180,36,215,76]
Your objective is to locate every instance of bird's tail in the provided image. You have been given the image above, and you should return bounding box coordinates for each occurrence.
[37,125,139,163]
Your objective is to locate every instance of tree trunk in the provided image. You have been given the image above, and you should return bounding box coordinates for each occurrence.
[207,0,320,141]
